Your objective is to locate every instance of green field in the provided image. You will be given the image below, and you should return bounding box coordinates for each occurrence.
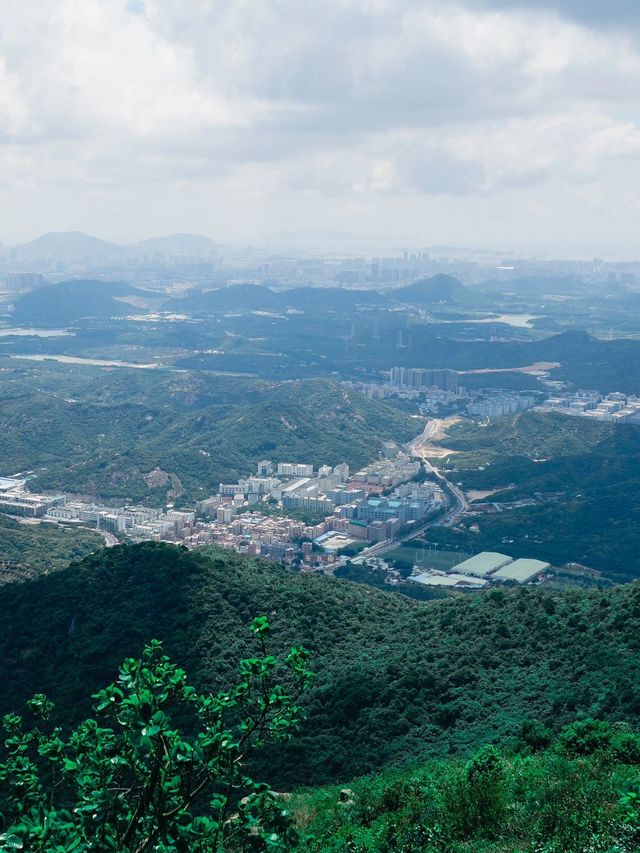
[386,544,472,572]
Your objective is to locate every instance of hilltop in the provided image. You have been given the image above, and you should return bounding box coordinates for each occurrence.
[388,273,466,304]
[2,541,640,789]
[11,231,127,260]
[11,278,162,325]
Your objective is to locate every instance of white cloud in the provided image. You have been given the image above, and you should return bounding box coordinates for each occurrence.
[0,0,640,253]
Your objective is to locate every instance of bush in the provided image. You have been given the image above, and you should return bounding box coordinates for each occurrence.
[558,719,614,756]
[0,618,313,852]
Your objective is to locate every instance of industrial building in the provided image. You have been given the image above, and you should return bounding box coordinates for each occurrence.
[410,551,553,589]
[452,552,513,578]
[0,491,65,518]
[0,477,26,492]
[410,572,488,589]
[492,558,550,584]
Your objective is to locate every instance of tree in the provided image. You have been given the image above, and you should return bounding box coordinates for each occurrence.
[0,617,312,852]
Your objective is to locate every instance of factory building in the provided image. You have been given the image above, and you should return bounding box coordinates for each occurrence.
[492,558,550,584]
[453,552,513,578]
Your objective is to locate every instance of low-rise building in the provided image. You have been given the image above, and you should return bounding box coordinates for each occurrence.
[452,552,513,578]
[492,558,550,584]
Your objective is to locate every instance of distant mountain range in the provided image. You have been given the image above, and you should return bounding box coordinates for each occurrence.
[7,231,217,260]
[11,274,467,328]
[167,274,467,315]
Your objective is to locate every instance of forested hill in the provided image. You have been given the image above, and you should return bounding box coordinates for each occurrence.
[0,374,417,502]
[2,542,640,788]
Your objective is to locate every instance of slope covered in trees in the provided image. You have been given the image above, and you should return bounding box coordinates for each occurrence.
[0,370,417,502]
[0,513,103,581]
[293,726,640,852]
[12,279,159,325]
[435,411,640,579]
[1,542,640,790]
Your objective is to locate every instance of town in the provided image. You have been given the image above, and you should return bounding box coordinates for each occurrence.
[349,367,640,423]
[0,412,564,592]
[0,443,447,572]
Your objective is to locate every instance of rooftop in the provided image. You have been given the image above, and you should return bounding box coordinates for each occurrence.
[452,551,513,577]
[492,558,550,583]
[410,572,488,588]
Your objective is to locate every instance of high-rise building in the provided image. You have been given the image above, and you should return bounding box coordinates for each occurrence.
[390,367,458,391]
[5,272,44,292]
[332,463,349,482]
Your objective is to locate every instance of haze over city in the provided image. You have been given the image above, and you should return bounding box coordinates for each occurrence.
[1,0,640,257]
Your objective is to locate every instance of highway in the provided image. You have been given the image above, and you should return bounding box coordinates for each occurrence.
[354,419,468,562]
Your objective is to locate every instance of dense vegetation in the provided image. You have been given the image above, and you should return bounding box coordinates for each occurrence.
[0,366,417,502]
[292,724,640,851]
[0,622,312,851]
[2,542,640,792]
[0,512,103,581]
[4,622,640,851]
[434,411,640,580]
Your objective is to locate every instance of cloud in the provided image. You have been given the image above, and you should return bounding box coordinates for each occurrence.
[0,0,639,253]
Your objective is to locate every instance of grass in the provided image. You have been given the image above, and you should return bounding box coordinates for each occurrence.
[387,544,472,571]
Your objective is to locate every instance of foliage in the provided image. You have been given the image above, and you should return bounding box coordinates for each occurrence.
[2,543,640,790]
[434,411,640,579]
[0,368,417,502]
[0,513,103,581]
[290,727,640,852]
[334,561,447,601]
[0,619,312,852]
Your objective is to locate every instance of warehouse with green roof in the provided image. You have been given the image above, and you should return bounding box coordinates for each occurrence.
[452,551,513,578]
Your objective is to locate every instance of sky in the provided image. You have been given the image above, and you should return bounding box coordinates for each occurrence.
[1,0,640,257]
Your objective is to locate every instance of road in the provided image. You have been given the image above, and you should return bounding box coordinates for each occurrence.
[409,420,468,526]
[99,531,119,547]
[354,419,468,562]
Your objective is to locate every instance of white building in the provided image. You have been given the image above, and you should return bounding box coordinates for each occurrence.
[276,463,314,478]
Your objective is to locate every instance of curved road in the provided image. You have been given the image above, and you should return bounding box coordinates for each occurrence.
[354,420,468,562]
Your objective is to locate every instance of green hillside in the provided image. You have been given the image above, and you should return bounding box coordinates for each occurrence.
[12,279,159,325]
[434,411,640,580]
[0,369,417,502]
[293,729,640,851]
[0,513,103,581]
[2,542,640,791]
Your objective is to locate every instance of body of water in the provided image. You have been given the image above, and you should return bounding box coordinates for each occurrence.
[468,314,540,328]
[9,354,161,368]
[0,327,73,337]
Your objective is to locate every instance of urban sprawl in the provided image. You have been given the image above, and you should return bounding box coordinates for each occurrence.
[1,364,627,589]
